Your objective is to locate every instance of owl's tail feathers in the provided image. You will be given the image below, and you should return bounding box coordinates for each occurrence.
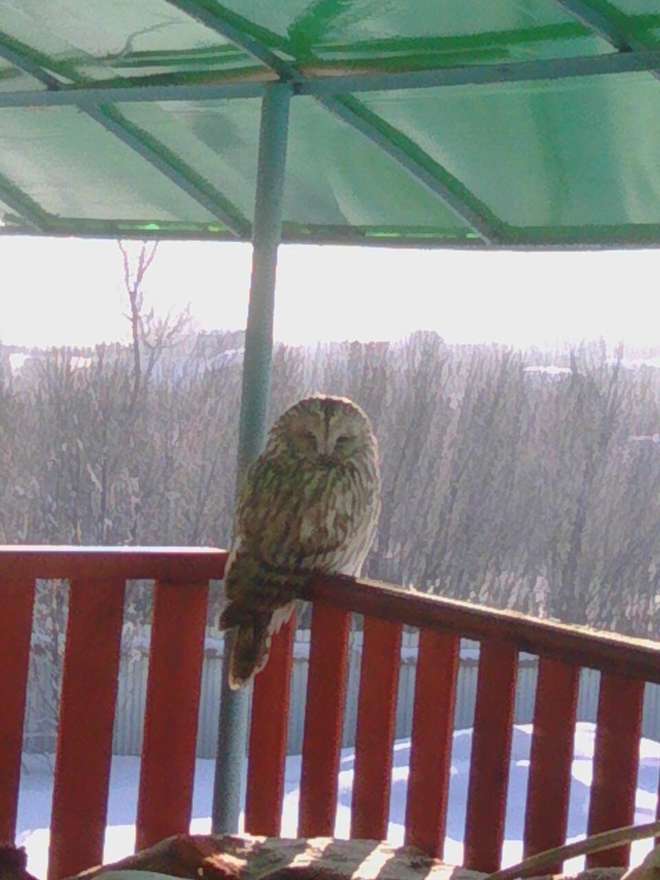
[220,605,271,690]
[227,621,271,690]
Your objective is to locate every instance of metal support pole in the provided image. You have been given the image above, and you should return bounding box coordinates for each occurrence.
[211,82,292,833]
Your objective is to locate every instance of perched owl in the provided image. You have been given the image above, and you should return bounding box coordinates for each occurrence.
[220,394,381,689]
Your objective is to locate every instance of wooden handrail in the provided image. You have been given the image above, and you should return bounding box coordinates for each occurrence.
[306,574,660,683]
[0,545,227,581]
[1,546,657,681]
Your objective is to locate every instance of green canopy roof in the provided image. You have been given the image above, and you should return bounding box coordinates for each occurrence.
[0,0,659,248]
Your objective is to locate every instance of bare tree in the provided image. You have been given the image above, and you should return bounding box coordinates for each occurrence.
[118,240,192,412]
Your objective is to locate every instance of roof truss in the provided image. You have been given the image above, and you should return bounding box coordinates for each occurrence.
[554,0,646,52]
[0,0,657,245]
[0,171,52,232]
[0,32,250,236]
[0,46,657,109]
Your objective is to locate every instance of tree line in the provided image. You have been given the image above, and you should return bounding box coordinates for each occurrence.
[1,329,658,638]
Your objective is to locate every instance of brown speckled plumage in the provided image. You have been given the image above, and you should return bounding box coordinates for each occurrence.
[220,395,381,689]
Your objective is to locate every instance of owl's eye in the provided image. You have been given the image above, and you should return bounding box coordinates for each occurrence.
[302,430,317,445]
[335,435,351,446]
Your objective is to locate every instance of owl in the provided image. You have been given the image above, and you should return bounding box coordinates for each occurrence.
[220,394,381,689]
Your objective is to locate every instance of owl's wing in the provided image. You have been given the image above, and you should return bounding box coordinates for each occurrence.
[221,456,272,580]
[233,453,284,534]
[222,453,303,610]
[353,489,382,575]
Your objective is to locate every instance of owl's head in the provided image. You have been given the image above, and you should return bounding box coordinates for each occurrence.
[271,395,377,466]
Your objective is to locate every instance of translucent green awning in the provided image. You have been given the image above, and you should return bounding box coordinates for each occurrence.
[0,0,658,248]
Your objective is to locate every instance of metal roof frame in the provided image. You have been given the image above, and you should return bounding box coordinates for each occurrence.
[0,33,251,235]
[555,0,657,56]
[0,47,658,107]
[0,0,658,245]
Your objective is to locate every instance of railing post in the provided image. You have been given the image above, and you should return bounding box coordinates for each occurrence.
[0,577,35,842]
[212,82,292,833]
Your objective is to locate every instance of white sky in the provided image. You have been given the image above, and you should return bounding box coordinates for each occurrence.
[1,236,659,351]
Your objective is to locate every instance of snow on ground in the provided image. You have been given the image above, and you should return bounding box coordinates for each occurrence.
[16,723,659,880]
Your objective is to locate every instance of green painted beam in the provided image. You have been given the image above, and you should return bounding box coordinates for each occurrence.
[4,13,644,250]
[0,32,80,83]
[0,171,52,232]
[0,38,56,232]
[161,5,507,245]
[320,95,501,244]
[0,31,251,236]
[87,105,250,237]
[2,221,659,249]
[211,83,292,834]
[0,49,658,110]
[0,39,61,89]
[0,78,265,107]
[164,0,298,80]
[554,0,634,49]
[159,3,509,242]
[299,47,660,94]
[553,0,660,82]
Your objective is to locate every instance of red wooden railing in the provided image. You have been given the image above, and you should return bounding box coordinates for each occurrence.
[249,575,659,872]
[1,547,658,880]
[0,548,225,880]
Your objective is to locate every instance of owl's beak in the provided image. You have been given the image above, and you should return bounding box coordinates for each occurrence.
[317,453,336,467]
